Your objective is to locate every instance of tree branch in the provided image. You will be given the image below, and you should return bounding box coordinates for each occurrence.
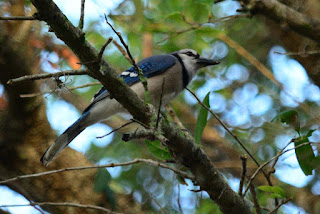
[78,0,86,30]
[7,70,88,85]
[0,158,194,184]
[28,0,253,213]
[186,88,274,187]
[0,202,120,214]
[238,0,320,42]
[0,16,36,20]
[243,141,317,196]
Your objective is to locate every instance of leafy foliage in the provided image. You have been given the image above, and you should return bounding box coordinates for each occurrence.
[94,169,116,209]
[273,110,319,175]
[13,0,320,212]
[258,186,286,199]
[272,110,300,134]
[294,130,316,175]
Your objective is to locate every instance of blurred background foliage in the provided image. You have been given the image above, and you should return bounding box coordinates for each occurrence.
[1,0,320,213]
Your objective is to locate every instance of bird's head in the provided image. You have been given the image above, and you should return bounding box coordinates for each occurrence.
[171,49,219,79]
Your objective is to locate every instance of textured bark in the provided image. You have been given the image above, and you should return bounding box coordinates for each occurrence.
[172,102,320,214]
[61,77,320,214]
[28,0,253,213]
[239,0,320,88]
[239,0,320,42]
[0,27,144,214]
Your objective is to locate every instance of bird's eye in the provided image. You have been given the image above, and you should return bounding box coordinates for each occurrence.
[185,51,194,57]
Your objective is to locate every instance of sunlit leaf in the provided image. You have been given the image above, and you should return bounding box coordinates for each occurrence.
[145,140,171,160]
[258,185,286,199]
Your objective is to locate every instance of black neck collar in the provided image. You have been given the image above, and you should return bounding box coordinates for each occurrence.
[172,53,189,88]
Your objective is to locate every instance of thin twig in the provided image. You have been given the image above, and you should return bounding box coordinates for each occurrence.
[274,50,320,56]
[177,183,183,214]
[0,158,194,184]
[131,118,150,129]
[104,15,136,66]
[243,141,317,196]
[165,105,193,139]
[180,12,195,26]
[238,155,247,196]
[249,183,261,214]
[0,202,118,213]
[104,14,149,101]
[97,121,134,139]
[20,82,101,98]
[7,70,88,85]
[75,38,113,65]
[0,16,36,20]
[98,37,113,62]
[156,27,197,44]
[156,14,249,44]
[220,33,311,115]
[268,140,293,176]
[156,78,165,129]
[26,198,45,214]
[217,33,281,87]
[78,0,86,30]
[112,40,132,63]
[186,88,272,185]
[148,192,163,212]
[269,197,292,214]
[209,14,251,23]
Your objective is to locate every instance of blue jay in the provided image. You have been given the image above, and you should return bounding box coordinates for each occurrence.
[41,49,219,166]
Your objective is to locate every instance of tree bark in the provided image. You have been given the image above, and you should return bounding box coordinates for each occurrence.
[0,26,144,214]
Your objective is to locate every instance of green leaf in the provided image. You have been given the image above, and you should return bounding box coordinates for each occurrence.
[306,129,316,138]
[94,169,117,209]
[183,0,211,22]
[258,186,286,199]
[257,185,273,192]
[272,110,300,134]
[294,135,315,175]
[105,184,117,210]
[270,193,285,199]
[145,140,171,160]
[165,12,185,25]
[94,169,112,193]
[194,92,210,145]
[270,186,286,198]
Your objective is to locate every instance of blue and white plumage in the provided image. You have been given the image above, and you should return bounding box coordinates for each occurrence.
[41,49,219,166]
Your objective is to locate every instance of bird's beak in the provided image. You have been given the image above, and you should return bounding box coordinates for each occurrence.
[196,58,220,68]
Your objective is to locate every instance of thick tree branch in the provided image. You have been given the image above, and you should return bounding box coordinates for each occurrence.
[28,0,253,213]
[0,24,142,214]
[239,0,320,41]
[31,0,150,124]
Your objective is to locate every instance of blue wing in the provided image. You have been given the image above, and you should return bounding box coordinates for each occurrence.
[83,54,176,113]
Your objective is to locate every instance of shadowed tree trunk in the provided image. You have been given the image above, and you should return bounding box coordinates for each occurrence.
[0,23,145,214]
